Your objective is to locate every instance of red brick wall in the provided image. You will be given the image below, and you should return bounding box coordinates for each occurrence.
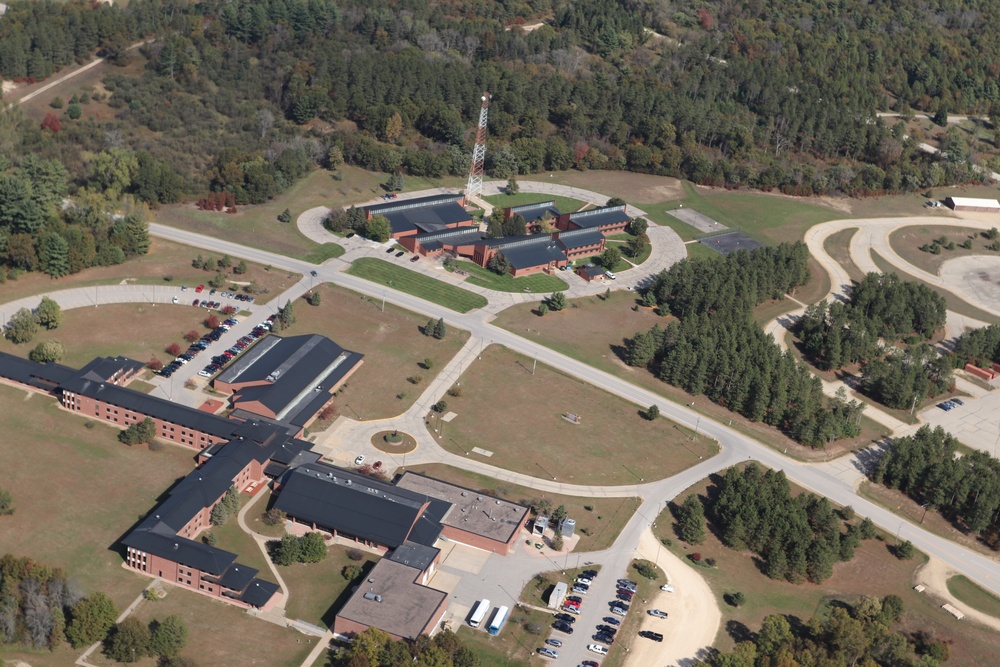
[439,525,518,555]
[231,398,274,419]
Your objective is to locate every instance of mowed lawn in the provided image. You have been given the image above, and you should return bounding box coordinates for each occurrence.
[403,464,640,552]
[101,588,315,667]
[280,285,469,420]
[493,291,885,460]
[947,575,1000,618]
[654,473,1000,666]
[0,237,299,306]
[441,345,717,485]
[483,192,587,214]
[346,258,488,313]
[279,545,372,629]
[0,303,211,369]
[455,260,568,294]
[0,385,195,609]
[457,606,553,667]
[889,224,999,275]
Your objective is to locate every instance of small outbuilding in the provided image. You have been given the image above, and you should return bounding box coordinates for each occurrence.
[576,265,607,282]
[944,197,1000,212]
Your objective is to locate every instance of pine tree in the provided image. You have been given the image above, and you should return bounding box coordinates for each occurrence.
[676,494,706,544]
[433,318,446,339]
[41,233,70,278]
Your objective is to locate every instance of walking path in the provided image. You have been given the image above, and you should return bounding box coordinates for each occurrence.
[75,584,155,666]
[235,488,291,624]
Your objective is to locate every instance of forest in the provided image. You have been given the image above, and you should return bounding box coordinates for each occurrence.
[707,464,876,584]
[951,323,1000,369]
[627,245,865,446]
[796,273,951,409]
[873,425,1000,549]
[698,597,948,667]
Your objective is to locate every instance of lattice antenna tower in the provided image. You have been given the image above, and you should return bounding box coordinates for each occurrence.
[466,92,492,199]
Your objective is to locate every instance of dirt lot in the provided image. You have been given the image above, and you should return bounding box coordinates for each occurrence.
[655,472,1000,665]
[0,237,300,306]
[0,302,209,368]
[280,285,469,420]
[440,344,716,485]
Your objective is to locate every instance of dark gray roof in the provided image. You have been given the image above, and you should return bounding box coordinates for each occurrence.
[77,356,145,382]
[218,563,258,591]
[381,202,472,236]
[59,375,237,438]
[123,530,238,576]
[0,351,76,389]
[273,462,433,548]
[388,541,440,573]
[557,228,605,250]
[364,193,463,216]
[501,240,566,270]
[240,578,280,608]
[569,205,630,229]
[218,334,363,427]
[509,201,561,223]
[578,264,606,278]
[415,227,485,252]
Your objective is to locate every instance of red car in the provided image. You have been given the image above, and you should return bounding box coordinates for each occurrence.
[195,285,205,293]
[373,461,383,470]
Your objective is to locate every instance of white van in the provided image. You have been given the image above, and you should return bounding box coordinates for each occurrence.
[605,271,617,280]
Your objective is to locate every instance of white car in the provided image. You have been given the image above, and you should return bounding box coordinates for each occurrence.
[587,644,609,655]
[354,455,366,465]
[660,584,674,592]
[172,296,178,303]
[577,577,592,585]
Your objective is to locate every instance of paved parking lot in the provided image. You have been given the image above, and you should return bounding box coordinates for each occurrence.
[913,384,1000,455]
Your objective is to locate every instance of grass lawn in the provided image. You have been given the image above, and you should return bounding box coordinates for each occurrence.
[823,227,866,284]
[492,292,884,461]
[0,303,212,369]
[302,243,346,264]
[870,251,1000,324]
[458,606,554,667]
[280,285,469,420]
[946,575,1000,618]
[685,241,720,260]
[0,237,299,306]
[208,496,271,577]
[888,224,1000,275]
[519,565,602,609]
[280,545,369,628]
[544,170,685,205]
[100,587,316,667]
[346,258,488,313]
[483,192,587,214]
[402,464,640,552]
[0,384,195,610]
[155,166,461,259]
[654,472,1000,665]
[455,260,568,293]
[439,344,717,485]
[645,182,844,245]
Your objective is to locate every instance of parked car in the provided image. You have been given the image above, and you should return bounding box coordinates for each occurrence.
[576,577,593,585]
[587,644,609,655]
[552,622,574,634]
[554,614,576,624]
[572,586,590,595]
[640,630,664,642]
[647,609,668,619]
[395,251,405,257]
[410,255,420,262]
[952,398,965,405]
[602,616,620,626]
[593,632,615,645]
[385,247,395,254]
[195,285,205,293]
[354,455,366,465]
[538,648,558,660]
[660,584,675,592]
[566,596,583,604]
[582,570,598,579]
[545,638,563,648]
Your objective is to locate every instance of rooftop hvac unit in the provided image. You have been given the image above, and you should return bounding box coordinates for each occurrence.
[363,593,383,603]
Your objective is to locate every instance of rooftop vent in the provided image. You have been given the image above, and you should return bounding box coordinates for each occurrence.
[173,543,179,550]
[363,593,383,603]
[460,491,468,497]
[477,496,483,501]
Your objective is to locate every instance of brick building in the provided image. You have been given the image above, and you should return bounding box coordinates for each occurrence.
[362,193,474,241]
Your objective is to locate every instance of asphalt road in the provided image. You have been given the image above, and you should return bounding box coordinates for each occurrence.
[146,223,1000,600]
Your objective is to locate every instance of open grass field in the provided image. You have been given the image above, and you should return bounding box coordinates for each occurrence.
[346,258,488,313]
[823,227,866,284]
[104,587,316,667]
[280,285,469,420]
[545,171,685,205]
[654,472,1000,665]
[492,292,885,461]
[280,545,367,628]
[458,606,553,667]
[209,496,271,577]
[439,344,717,485]
[871,250,1000,324]
[401,464,641,552]
[0,237,300,306]
[0,384,195,608]
[889,224,1000,274]
[483,192,587,214]
[685,241,719,260]
[645,182,844,245]
[455,260,568,293]
[155,166,461,259]
[947,575,1000,618]
[0,303,210,369]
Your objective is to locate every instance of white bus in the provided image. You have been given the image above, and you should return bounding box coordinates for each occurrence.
[488,605,509,635]
[469,599,490,628]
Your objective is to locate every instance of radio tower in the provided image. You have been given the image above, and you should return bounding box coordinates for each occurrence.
[466,92,491,199]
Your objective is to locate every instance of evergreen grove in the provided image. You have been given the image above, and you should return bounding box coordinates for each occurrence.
[627,244,865,447]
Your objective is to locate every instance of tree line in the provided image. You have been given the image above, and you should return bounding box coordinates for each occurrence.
[332,626,479,667]
[705,464,877,584]
[698,594,948,667]
[951,323,1000,369]
[627,244,865,447]
[873,425,1000,548]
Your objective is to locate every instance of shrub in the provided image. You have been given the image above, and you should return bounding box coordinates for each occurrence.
[342,564,362,581]
[634,560,658,580]
[524,622,542,635]
[894,540,915,560]
[422,357,434,369]
[433,400,448,413]
[184,330,199,343]
[729,591,746,607]
[705,557,716,567]
[690,552,702,562]
[147,357,164,371]
[262,509,286,526]
[166,342,182,356]
[447,386,462,397]
[347,549,364,561]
